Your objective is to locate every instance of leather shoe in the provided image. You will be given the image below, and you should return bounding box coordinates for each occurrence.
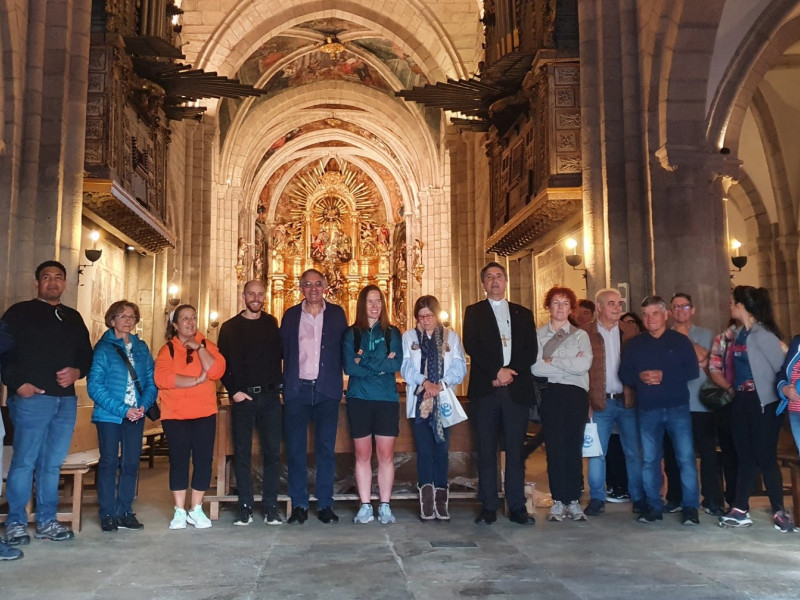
[287,506,308,524]
[508,508,536,525]
[474,509,497,524]
[317,507,339,524]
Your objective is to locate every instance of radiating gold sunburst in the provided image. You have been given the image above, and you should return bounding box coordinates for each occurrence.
[288,158,373,220]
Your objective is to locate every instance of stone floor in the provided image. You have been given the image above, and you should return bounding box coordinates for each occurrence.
[2,450,800,600]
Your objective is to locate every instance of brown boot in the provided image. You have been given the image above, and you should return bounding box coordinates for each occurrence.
[419,484,435,520]
[434,486,450,520]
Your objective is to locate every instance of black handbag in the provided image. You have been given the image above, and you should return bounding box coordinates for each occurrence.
[530,375,547,424]
[698,380,732,410]
[113,346,160,420]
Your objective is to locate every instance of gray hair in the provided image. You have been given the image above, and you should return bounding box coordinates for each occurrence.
[640,295,667,311]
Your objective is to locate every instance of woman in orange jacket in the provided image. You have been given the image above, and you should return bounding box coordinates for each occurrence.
[155,304,226,530]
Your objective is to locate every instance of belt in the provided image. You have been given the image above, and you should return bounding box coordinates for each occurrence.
[606,393,623,400]
[246,383,277,394]
[299,378,316,385]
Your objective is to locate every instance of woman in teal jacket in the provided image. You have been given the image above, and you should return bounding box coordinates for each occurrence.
[343,285,402,525]
[88,300,157,533]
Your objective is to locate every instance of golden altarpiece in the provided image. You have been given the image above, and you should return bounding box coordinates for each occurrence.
[242,159,408,326]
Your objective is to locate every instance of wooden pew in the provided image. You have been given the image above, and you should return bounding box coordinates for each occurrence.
[207,394,481,520]
[1,404,99,532]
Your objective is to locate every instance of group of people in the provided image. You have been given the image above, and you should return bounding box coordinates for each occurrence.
[2,259,799,562]
[535,283,798,533]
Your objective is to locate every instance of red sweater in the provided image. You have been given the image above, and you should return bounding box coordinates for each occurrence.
[154,333,226,420]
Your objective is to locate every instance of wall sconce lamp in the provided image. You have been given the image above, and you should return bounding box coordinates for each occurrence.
[564,238,587,278]
[209,311,219,329]
[168,284,181,307]
[730,239,748,271]
[438,310,450,328]
[78,231,103,281]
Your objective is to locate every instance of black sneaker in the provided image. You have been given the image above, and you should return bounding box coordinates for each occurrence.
[584,499,605,516]
[101,515,118,532]
[606,489,631,503]
[663,500,682,513]
[4,522,30,546]
[704,506,727,517]
[637,510,663,524]
[233,505,254,526]
[682,507,700,526]
[117,513,143,530]
[264,506,283,526]
[34,519,74,541]
[632,500,649,514]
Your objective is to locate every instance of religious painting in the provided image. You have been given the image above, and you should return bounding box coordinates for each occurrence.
[351,38,426,90]
[259,49,392,103]
[237,36,312,86]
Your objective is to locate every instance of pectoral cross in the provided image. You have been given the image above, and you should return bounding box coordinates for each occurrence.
[501,334,510,347]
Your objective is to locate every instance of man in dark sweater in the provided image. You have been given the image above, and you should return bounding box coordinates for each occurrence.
[1,261,93,545]
[619,295,700,526]
[218,280,283,527]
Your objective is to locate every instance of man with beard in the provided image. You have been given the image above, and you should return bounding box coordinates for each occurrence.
[218,280,283,526]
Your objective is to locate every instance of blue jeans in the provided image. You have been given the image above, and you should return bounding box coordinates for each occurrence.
[6,395,77,524]
[790,412,800,457]
[638,404,699,511]
[413,419,451,487]
[284,381,340,509]
[96,419,145,517]
[587,398,644,502]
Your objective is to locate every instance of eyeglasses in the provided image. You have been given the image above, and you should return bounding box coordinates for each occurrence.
[54,306,64,322]
[671,305,692,311]
[186,348,194,365]
[115,314,136,321]
[301,281,324,289]
[417,313,435,321]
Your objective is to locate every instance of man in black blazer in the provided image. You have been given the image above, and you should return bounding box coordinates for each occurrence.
[463,262,538,525]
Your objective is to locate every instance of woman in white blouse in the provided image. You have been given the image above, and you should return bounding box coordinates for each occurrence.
[532,286,593,523]
[401,295,467,521]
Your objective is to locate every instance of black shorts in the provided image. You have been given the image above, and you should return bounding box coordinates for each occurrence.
[346,397,400,438]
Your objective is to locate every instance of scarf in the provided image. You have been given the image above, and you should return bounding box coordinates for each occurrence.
[415,325,446,444]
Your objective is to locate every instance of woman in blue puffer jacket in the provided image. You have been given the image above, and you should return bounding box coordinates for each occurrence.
[88,300,157,533]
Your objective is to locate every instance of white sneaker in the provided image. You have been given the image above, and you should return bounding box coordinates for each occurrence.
[187,505,212,529]
[169,507,187,530]
[353,503,374,524]
[378,503,396,524]
[548,500,565,522]
[567,500,587,521]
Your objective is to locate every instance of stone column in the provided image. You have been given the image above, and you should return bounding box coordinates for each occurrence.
[650,150,735,332]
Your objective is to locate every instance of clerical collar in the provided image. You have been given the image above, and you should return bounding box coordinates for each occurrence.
[489,298,506,307]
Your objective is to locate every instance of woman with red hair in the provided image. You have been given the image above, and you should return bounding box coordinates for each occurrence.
[532,286,593,522]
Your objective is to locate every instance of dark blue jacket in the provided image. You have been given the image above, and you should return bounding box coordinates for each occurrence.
[343,323,402,402]
[619,328,699,410]
[281,301,347,402]
[88,329,158,424]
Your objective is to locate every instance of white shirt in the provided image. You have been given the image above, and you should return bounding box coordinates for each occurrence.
[489,298,512,365]
[598,322,624,394]
[531,323,593,391]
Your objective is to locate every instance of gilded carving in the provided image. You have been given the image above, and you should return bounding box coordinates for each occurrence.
[555,87,575,108]
[557,155,581,173]
[556,111,581,129]
[554,66,579,85]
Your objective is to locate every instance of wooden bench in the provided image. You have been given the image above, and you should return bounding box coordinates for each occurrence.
[141,424,165,469]
[206,394,491,520]
[1,447,99,532]
[1,404,99,532]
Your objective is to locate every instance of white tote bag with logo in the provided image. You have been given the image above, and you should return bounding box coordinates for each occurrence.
[582,419,603,457]
[438,384,468,428]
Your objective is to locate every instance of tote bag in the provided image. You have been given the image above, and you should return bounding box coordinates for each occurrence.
[582,419,603,457]
[438,385,468,428]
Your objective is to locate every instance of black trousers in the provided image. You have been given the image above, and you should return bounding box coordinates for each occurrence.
[606,434,628,492]
[540,383,588,504]
[731,391,784,513]
[162,415,216,492]
[472,387,529,512]
[664,411,726,509]
[231,390,282,508]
